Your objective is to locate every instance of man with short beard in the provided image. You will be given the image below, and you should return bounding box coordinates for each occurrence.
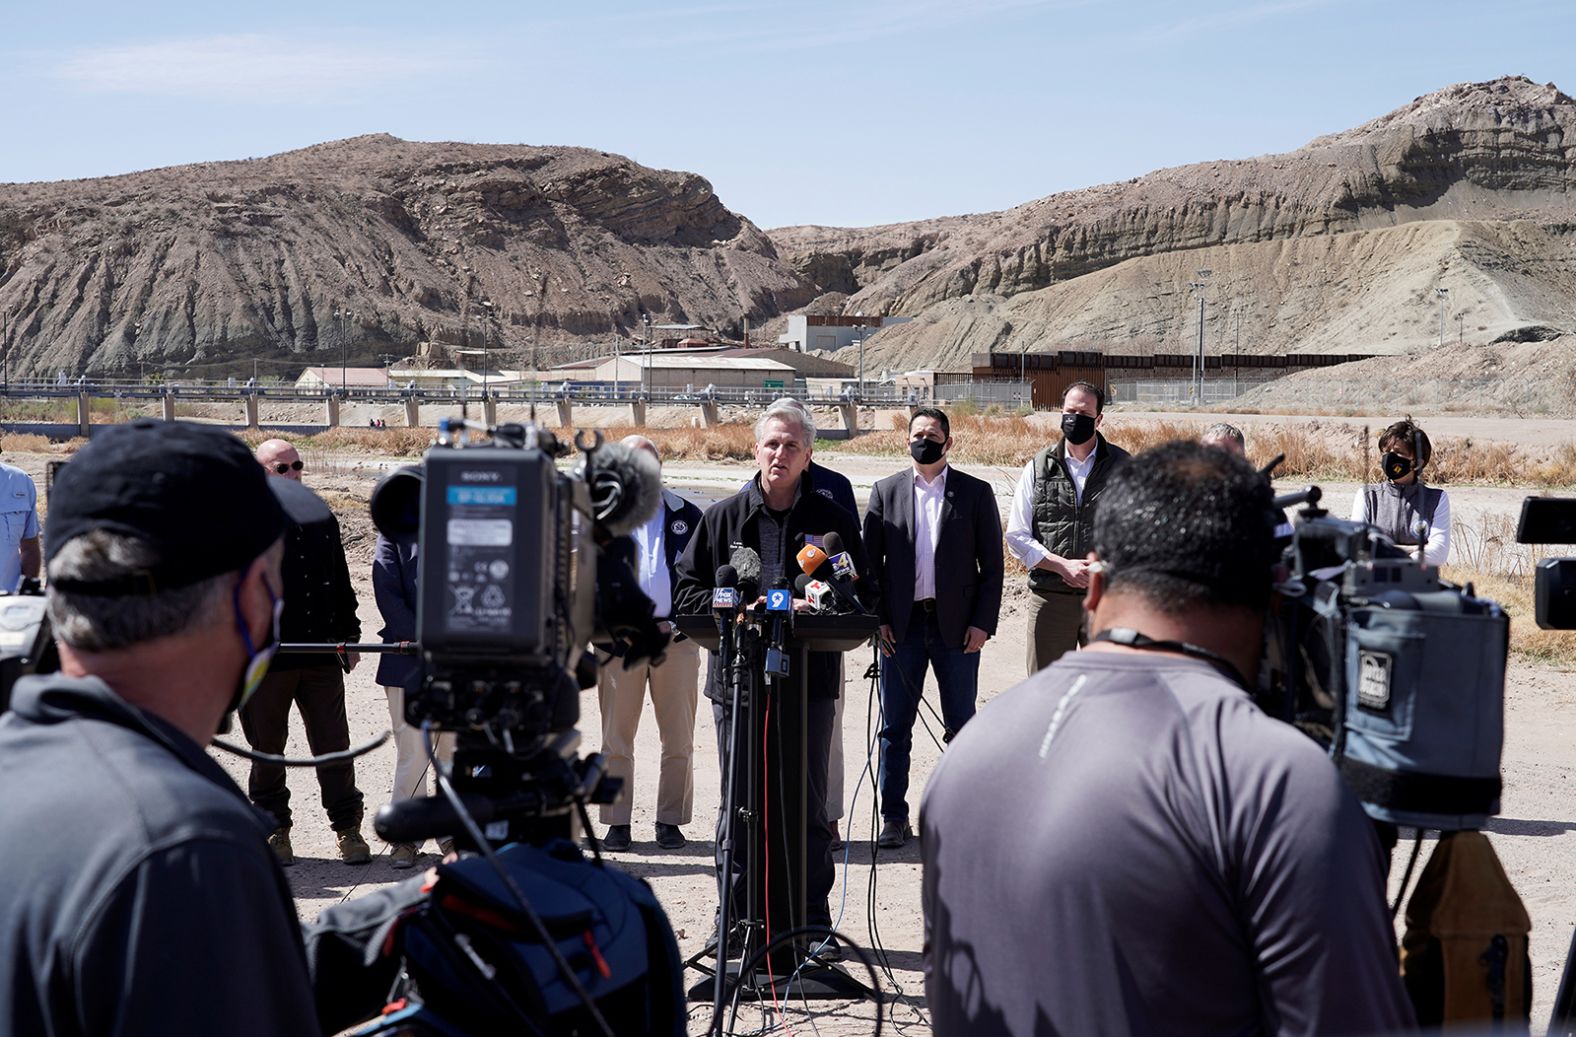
[1004,381,1130,673]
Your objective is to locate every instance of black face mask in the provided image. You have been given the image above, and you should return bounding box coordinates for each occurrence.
[910,438,946,465]
[1061,412,1097,446]
[1381,451,1414,482]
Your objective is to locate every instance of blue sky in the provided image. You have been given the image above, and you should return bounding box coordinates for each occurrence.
[2,0,1570,229]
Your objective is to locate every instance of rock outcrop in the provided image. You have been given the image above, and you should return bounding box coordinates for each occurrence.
[771,76,1576,368]
[0,135,815,376]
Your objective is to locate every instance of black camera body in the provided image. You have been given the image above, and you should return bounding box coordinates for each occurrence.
[1515,497,1576,630]
[410,442,592,737]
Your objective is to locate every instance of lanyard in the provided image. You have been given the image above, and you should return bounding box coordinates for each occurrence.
[1088,627,1250,690]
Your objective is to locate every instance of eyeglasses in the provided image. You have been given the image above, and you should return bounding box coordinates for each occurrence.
[272,460,304,474]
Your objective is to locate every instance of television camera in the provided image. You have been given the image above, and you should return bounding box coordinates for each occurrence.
[1260,484,1507,832]
[353,418,687,1037]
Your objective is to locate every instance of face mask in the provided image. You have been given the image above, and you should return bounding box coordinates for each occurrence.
[230,576,283,715]
[1061,412,1097,446]
[1381,451,1414,482]
[910,438,946,465]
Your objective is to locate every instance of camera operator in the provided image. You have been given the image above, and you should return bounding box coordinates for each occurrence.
[921,441,1414,1036]
[0,421,425,1037]
[673,398,874,952]
[1351,418,1451,566]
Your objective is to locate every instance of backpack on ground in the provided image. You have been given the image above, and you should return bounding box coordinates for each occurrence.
[1399,830,1531,1028]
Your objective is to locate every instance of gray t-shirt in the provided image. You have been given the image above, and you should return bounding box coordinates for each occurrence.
[921,651,1415,1036]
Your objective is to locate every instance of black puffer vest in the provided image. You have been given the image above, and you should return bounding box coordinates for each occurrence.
[1027,434,1131,595]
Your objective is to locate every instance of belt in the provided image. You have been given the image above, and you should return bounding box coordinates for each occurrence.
[913,598,938,613]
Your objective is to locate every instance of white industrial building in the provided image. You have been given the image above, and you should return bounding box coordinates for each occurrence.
[585,354,798,392]
[777,314,911,352]
[295,367,394,390]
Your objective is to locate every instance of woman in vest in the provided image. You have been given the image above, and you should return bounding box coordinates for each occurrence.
[1350,419,1451,565]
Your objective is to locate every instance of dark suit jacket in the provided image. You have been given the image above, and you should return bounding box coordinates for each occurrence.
[863,464,1004,646]
[372,531,418,688]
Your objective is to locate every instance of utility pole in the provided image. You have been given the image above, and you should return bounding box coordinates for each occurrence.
[1436,287,1449,349]
[1457,311,1465,346]
[854,312,866,400]
[643,313,652,401]
[1189,270,1211,403]
[480,300,493,399]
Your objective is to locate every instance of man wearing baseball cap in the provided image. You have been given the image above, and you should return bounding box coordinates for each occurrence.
[0,420,419,1036]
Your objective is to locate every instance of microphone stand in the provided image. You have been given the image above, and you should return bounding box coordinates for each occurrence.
[686,606,769,1007]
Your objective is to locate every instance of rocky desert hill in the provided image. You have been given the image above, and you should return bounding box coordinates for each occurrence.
[0,136,815,377]
[771,76,1576,374]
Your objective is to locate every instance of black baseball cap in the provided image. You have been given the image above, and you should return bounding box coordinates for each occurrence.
[46,420,287,595]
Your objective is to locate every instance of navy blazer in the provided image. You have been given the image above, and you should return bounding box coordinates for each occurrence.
[372,530,419,688]
[862,464,1004,647]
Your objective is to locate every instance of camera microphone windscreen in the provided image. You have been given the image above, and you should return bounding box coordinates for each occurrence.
[794,573,814,596]
[822,532,845,556]
[586,441,663,537]
[729,546,762,600]
[717,564,739,588]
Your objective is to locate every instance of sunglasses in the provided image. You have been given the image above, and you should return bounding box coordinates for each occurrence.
[272,460,304,474]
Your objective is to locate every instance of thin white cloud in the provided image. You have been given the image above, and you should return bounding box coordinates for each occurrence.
[1138,0,1344,44]
[55,34,460,102]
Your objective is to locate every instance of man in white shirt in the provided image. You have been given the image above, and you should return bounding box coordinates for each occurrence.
[0,458,40,592]
[592,436,705,852]
[862,408,1003,848]
[1004,382,1130,674]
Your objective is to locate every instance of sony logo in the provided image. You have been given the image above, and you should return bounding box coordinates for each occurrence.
[460,471,502,482]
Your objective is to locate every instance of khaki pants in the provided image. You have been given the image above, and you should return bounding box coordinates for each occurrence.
[597,637,701,826]
[1027,590,1086,675]
[384,686,457,807]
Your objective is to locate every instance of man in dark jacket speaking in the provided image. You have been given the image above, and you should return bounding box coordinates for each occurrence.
[674,398,873,949]
[0,420,423,1037]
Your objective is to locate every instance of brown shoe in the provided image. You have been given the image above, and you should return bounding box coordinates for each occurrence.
[389,843,419,870]
[268,827,295,867]
[336,827,372,865]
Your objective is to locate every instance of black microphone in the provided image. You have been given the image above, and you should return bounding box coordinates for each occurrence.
[713,564,740,641]
[763,575,793,678]
[729,546,762,602]
[584,440,663,537]
[810,531,866,614]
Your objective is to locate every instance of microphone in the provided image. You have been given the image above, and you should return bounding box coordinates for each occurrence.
[795,541,830,578]
[729,546,762,602]
[804,531,865,614]
[797,572,835,613]
[713,565,741,629]
[584,440,663,537]
[763,576,793,678]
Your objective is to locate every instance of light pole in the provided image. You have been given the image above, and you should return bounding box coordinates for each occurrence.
[479,300,493,399]
[1189,270,1211,402]
[854,312,866,400]
[1436,287,1449,349]
[333,306,353,393]
[643,313,652,400]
